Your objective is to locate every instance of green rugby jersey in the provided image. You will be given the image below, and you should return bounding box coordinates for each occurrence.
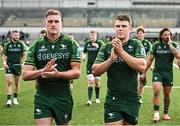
[24,34,81,95]
[150,41,179,71]
[4,40,26,64]
[141,39,152,54]
[95,39,146,100]
[83,39,104,65]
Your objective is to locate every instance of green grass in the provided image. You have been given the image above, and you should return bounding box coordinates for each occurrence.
[0,59,180,125]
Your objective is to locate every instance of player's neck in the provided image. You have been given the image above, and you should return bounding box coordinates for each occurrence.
[11,39,18,43]
[47,33,60,42]
[120,36,129,43]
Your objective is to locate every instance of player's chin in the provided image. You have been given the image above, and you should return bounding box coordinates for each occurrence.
[50,31,58,35]
[117,35,124,40]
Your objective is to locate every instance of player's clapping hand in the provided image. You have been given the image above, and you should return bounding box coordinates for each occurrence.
[112,38,123,56]
[41,58,58,78]
[41,68,58,78]
[43,58,57,72]
[92,43,99,48]
[167,36,172,47]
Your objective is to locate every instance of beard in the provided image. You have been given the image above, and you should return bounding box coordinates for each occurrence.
[12,38,18,42]
[163,37,169,42]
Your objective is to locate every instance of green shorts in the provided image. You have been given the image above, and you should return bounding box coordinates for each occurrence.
[34,93,73,125]
[6,64,21,76]
[152,70,173,86]
[104,94,140,125]
[86,63,93,74]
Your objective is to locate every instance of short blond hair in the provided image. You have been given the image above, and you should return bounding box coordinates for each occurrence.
[45,9,61,18]
[115,14,132,26]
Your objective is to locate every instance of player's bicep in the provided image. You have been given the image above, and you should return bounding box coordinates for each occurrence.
[23,64,36,71]
[70,62,81,71]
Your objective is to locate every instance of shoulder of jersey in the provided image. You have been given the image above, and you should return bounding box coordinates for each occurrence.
[131,38,141,43]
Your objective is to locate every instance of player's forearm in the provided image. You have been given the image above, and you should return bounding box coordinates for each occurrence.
[2,54,7,63]
[120,50,146,73]
[92,58,114,76]
[22,69,43,81]
[55,69,80,79]
[169,45,180,59]
[144,60,152,74]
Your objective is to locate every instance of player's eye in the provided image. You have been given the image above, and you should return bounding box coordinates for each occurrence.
[115,25,121,28]
[48,20,60,23]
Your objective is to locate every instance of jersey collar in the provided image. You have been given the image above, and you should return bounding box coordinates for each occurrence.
[44,34,63,44]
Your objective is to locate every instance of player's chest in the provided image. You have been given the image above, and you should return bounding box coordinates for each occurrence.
[37,43,71,54]
[86,44,99,52]
[155,45,171,55]
[7,44,21,52]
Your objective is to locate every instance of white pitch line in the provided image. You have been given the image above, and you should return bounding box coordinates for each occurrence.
[145,86,180,88]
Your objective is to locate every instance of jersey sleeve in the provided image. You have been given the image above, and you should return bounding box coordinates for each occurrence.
[99,40,105,48]
[24,42,36,66]
[135,40,146,58]
[95,44,106,63]
[149,42,157,55]
[3,42,10,55]
[70,40,81,62]
[20,41,28,53]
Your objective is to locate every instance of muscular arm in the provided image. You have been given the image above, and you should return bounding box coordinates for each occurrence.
[143,53,154,74]
[23,58,57,81]
[169,44,180,59]
[113,38,146,73]
[22,65,43,81]
[2,54,9,68]
[92,58,114,77]
[54,62,81,79]
[120,50,146,73]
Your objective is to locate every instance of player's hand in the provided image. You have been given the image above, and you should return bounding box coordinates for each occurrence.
[112,38,123,56]
[41,70,58,78]
[41,66,58,78]
[167,36,173,47]
[92,43,99,48]
[109,47,118,62]
[43,58,57,72]
[140,73,146,81]
[3,62,9,69]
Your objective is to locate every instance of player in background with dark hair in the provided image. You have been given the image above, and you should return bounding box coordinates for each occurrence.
[2,30,26,107]
[141,28,180,122]
[39,29,47,39]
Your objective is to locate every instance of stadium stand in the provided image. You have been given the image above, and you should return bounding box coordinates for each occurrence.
[1,0,180,42]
